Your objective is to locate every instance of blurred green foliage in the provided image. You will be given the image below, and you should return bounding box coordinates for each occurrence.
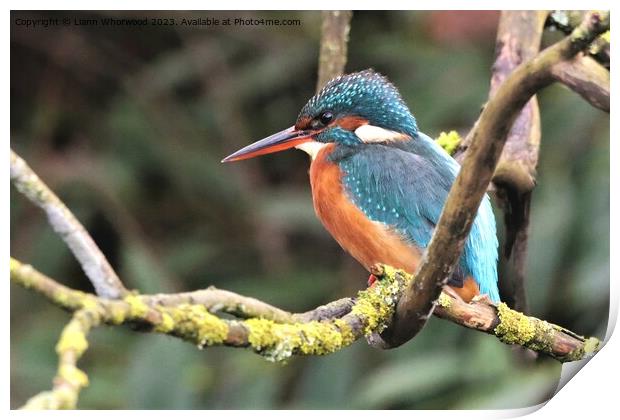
[10,10,609,409]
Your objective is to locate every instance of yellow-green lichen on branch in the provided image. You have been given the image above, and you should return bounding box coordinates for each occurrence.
[56,318,90,357]
[26,308,100,410]
[435,130,462,155]
[166,304,229,348]
[154,311,175,333]
[589,29,610,55]
[493,304,557,354]
[565,336,601,362]
[436,292,452,309]
[243,265,407,362]
[124,294,150,318]
[22,389,75,410]
[351,265,410,336]
[494,302,536,345]
[244,318,355,362]
[58,364,89,388]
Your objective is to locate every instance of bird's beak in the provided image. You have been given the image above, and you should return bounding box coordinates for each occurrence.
[221,126,314,163]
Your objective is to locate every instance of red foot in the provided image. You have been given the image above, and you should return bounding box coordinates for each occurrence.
[471,294,495,306]
[367,274,378,287]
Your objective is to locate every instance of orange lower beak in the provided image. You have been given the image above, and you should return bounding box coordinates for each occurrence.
[221,126,314,163]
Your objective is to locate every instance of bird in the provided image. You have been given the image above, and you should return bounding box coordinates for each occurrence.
[222,69,499,303]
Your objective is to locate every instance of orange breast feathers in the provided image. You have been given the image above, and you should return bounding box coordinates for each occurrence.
[309,144,421,274]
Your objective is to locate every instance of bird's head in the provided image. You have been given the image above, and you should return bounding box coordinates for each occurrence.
[222,69,418,162]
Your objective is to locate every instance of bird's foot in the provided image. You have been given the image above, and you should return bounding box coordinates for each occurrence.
[441,285,462,301]
[367,274,378,287]
[471,294,494,305]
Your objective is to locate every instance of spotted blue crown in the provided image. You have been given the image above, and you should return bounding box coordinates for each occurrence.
[299,70,418,137]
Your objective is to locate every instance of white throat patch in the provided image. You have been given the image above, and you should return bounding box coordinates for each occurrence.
[354,124,409,143]
[295,141,326,160]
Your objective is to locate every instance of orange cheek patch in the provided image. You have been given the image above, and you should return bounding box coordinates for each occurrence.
[334,116,369,131]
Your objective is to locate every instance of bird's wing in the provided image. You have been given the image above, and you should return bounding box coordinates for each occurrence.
[339,136,499,301]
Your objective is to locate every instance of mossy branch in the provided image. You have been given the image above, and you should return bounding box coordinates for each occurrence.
[22,309,100,409]
[376,10,610,349]
[11,258,407,408]
[11,257,601,408]
[10,149,128,299]
[432,294,599,363]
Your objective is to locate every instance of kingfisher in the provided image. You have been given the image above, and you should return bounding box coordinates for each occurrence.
[222,70,499,303]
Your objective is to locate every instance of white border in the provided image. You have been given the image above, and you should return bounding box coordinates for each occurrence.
[6,2,616,418]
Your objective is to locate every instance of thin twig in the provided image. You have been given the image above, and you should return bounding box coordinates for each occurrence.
[143,289,355,323]
[10,149,128,299]
[377,10,610,348]
[487,11,546,314]
[22,309,101,409]
[143,288,295,323]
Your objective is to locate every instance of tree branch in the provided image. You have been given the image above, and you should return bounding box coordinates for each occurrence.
[22,309,100,409]
[547,11,610,68]
[11,257,601,364]
[433,294,599,363]
[10,149,128,299]
[550,53,610,112]
[377,10,609,348]
[142,288,296,323]
[316,11,352,93]
[486,11,546,315]
[11,258,413,407]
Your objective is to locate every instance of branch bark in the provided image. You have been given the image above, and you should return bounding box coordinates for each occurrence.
[22,309,100,409]
[486,11,546,315]
[10,149,128,299]
[550,53,610,112]
[316,11,352,93]
[376,10,610,348]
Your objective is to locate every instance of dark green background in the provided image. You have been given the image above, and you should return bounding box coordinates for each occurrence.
[10,10,609,409]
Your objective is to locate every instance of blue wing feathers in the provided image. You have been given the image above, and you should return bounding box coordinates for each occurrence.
[335,132,500,302]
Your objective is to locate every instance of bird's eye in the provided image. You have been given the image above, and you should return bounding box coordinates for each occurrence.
[319,111,333,125]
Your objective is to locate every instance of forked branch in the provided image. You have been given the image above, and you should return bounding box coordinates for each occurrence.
[377,10,609,348]
[10,150,128,299]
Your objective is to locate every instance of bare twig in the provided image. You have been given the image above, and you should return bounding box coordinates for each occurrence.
[377,11,610,348]
[143,289,355,323]
[316,11,352,92]
[10,150,128,299]
[550,53,610,112]
[143,288,295,323]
